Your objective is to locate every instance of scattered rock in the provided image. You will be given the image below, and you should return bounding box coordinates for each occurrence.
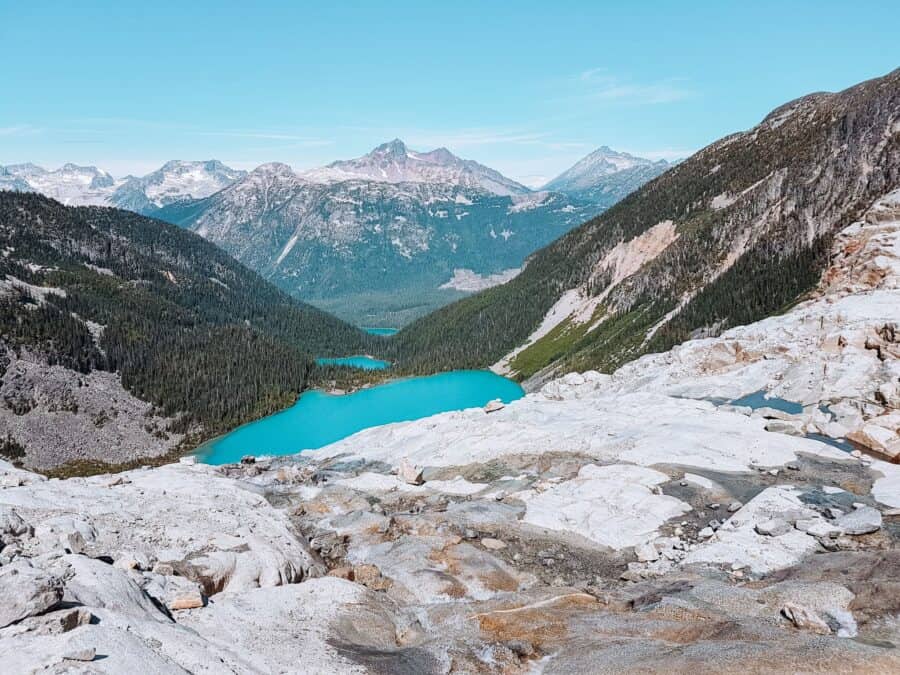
[698,527,715,539]
[765,420,804,436]
[169,590,205,610]
[835,506,882,535]
[484,399,505,413]
[781,603,831,634]
[755,519,792,537]
[62,647,96,662]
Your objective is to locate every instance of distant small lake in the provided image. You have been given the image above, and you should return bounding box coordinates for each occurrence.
[196,370,524,465]
[363,327,399,336]
[316,355,391,370]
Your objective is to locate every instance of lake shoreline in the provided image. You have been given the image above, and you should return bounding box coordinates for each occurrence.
[197,369,525,465]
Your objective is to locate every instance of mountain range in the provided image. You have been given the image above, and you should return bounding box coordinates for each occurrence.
[2,142,668,325]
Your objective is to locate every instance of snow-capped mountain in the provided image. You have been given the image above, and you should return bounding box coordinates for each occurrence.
[302,139,531,197]
[543,146,663,192]
[0,163,117,206]
[541,147,672,208]
[110,160,247,213]
[0,160,245,213]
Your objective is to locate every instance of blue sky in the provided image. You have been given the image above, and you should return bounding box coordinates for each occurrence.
[2,1,898,186]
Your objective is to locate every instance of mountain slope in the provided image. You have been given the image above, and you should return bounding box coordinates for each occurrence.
[166,150,597,325]
[390,68,900,380]
[0,191,371,470]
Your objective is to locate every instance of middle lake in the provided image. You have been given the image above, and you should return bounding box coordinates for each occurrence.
[197,369,524,465]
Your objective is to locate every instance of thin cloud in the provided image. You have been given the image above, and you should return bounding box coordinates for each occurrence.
[196,130,334,146]
[0,125,41,136]
[576,69,692,105]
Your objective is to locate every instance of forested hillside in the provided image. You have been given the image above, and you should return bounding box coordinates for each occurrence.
[0,192,373,439]
[388,68,900,380]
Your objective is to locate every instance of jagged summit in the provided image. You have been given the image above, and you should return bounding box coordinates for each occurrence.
[301,139,531,196]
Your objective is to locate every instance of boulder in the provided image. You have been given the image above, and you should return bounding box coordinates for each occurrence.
[634,542,659,561]
[481,537,507,551]
[0,560,63,628]
[0,505,30,537]
[781,602,831,634]
[835,506,882,535]
[848,424,900,459]
[398,458,424,485]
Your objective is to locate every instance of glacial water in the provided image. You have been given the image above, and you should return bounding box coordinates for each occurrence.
[729,390,804,415]
[196,370,524,465]
[315,355,391,370]
[363,327,399,336]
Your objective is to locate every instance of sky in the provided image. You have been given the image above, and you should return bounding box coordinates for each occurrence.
[2,1,898,187]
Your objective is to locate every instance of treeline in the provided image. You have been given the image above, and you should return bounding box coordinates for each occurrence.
[0,191,373,435]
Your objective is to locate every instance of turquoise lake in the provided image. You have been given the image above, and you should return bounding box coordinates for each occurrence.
[196,370,524,465]
[315,355,391,370]
[363,327,399,336]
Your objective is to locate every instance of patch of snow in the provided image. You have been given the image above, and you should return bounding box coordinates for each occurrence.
[440,268,521,292]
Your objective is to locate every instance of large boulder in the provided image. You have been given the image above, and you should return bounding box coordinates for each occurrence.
[0,560,63,628]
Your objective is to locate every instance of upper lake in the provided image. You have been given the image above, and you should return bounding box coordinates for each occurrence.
[196,369,524,465]
[363,327,399,336]
[316,355,391,370]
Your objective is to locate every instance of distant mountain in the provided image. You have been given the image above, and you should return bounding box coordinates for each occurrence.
[542,147,671,209]
[109,160,247,214]
[0,191,370,470]
[0,160,246,213]
[0,163,115,205]
[391,68,900,381]
[163,147,596,325]
[302,139,530,196]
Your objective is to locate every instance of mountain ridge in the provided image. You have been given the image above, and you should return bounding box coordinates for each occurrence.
[388,68,900,380]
